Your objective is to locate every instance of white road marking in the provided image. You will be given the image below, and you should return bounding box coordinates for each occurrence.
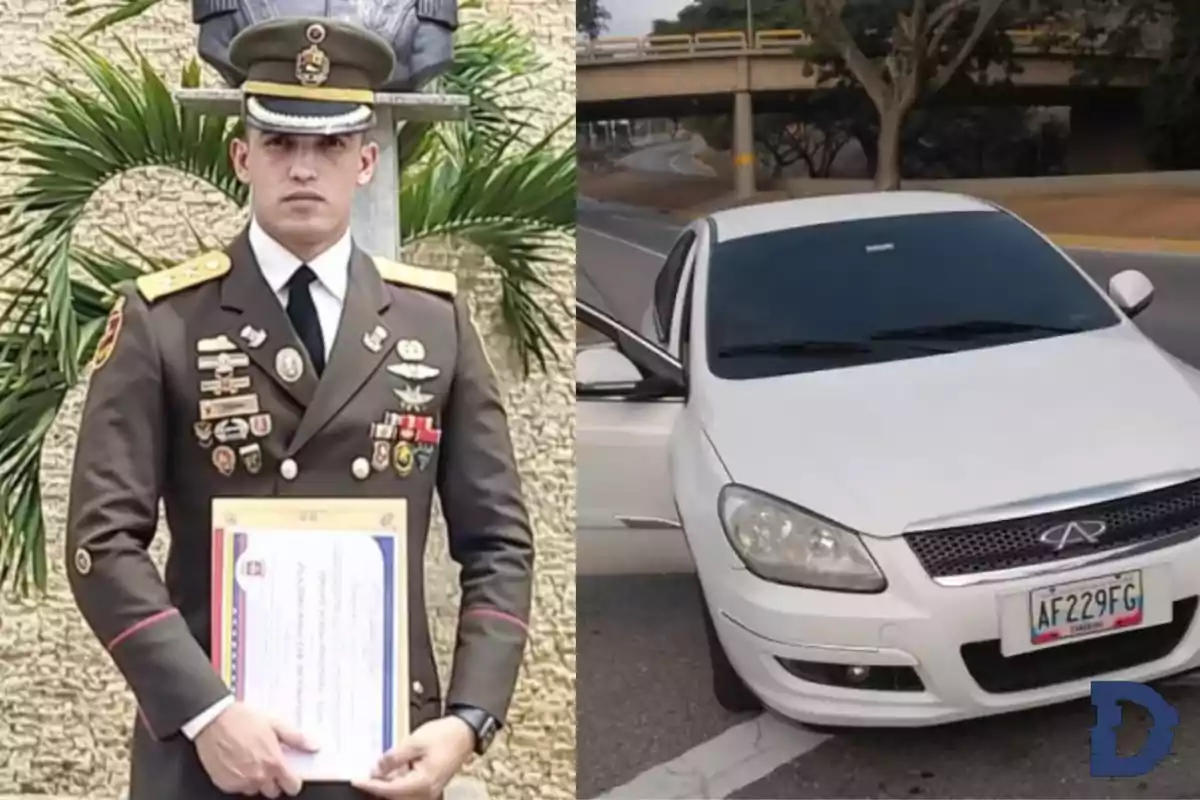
[596,712,832,799]
[579,225,668,258]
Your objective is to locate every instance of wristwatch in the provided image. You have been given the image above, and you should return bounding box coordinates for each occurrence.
[446,705,501,755]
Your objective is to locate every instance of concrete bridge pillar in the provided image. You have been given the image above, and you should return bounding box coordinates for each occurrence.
[733,90,756,198]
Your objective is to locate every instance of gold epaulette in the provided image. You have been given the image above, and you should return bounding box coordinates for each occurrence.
[374,256,457,298]
[136,251,231,302]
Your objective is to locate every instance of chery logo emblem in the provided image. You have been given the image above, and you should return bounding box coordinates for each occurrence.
[1038,519,1108,551]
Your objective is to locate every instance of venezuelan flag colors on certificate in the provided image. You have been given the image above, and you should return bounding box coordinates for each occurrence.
[209,498,409,781]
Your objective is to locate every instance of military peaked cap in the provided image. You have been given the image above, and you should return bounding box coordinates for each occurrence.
[229,16,396,136]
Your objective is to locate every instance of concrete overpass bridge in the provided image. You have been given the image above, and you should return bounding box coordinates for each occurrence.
[577,29,1163,192]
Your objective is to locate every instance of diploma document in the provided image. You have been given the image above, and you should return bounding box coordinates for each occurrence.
[210,498,409,781]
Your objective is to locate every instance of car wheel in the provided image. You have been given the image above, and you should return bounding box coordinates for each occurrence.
[696,580,763,713]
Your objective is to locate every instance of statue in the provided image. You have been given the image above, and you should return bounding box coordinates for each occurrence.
[192,0,458,92]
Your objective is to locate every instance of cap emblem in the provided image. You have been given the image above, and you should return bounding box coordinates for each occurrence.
[296,43,330,86]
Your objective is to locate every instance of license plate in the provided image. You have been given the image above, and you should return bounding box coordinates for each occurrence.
[1028,570,1144,646]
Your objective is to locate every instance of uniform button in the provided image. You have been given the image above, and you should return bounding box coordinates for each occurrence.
[352,457,370,480]
[412,680,424,695]
[280,458,298,480]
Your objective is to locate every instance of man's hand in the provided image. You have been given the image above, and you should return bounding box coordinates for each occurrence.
[194,701,319,798]
[351,716,476,799]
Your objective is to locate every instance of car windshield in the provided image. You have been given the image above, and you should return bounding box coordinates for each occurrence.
[705,209,1122,380]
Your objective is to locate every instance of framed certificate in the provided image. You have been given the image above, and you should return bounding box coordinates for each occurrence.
[210,498,409,781]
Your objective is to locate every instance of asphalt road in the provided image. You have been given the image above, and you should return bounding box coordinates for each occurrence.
[576,197,1200,799]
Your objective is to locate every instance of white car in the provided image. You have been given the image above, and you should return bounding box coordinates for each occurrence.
[576,190,1200,729]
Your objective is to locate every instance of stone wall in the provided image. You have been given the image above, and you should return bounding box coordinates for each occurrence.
[0,0,576,798]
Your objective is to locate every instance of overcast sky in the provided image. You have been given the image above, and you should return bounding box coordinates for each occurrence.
[602,0,694,36]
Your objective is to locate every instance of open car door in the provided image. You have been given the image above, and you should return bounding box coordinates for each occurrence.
[576,300,690,576]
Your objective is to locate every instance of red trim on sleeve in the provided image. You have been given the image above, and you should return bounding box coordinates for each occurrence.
[462,606,529,633]
[137,705,160,741]
[107,608,180,651]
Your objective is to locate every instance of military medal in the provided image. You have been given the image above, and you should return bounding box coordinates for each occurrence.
[371,440,391,471]
[238,443,263,475]
[371,422,396,440]
[249,413,273,438]
[351,457,371,480]
[275,347,305,383]
[194,421,214,448]
[393,385,433,411]
[395,339,426,362]
[393,441,415,477]
[212,444,236,476]
[388,362,439,381]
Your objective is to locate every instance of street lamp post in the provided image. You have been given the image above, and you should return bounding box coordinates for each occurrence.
[746,0,753,47]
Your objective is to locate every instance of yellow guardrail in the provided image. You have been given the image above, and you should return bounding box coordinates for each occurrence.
[576,26,1149,60]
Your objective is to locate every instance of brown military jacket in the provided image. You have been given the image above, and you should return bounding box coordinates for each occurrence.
[64,227,535,800]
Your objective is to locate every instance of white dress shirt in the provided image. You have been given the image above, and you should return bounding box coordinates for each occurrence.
[248,216,353,361]
[179,218,354,741]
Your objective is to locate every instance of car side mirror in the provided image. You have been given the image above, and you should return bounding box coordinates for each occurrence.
[576,346,643,385]
[1108,269,1154,318]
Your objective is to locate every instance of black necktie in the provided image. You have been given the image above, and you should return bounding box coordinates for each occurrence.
[286,265,325,377]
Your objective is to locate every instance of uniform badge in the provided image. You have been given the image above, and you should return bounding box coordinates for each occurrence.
[249,413,273,438]
[371,422,397,440]
[238,443,262,475]
[212,444,237,476]
[388,362,440,382]
[73,547,93,576]
[416,444,436,472]
[198,352,250,375]
[194,421,214,448]
[393,385,434,411]
[91,295,125,371]
[275,347,305,383]
[393,441,415,477]
[371,440,391,472]
[215,417,250,444]
[200,375,251,396]
[196,335,237,353]
[363,325,388,353]
[296,24,330,86]
[200,394,261,421]
[351,457,371,480]
[240,325,267,349]
[396,339,426,362]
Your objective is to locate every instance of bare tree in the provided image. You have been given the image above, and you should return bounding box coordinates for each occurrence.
[803,0,1008,189]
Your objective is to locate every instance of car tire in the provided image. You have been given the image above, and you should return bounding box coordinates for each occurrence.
[697,580,763,713]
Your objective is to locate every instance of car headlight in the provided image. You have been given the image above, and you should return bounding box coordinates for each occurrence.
[717,484,886,593]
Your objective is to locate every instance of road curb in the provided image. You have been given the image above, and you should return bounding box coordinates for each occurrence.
[0,776,490,800]
[1047,233,1200,254]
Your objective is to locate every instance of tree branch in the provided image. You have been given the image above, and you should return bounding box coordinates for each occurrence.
[926,0,968,60]
[804,0,889,107]
[928,0,1005,94]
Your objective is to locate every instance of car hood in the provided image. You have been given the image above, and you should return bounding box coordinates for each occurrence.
[698,325,1200,537]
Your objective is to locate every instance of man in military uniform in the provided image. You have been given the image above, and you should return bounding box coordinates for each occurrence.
[64,16,534,800]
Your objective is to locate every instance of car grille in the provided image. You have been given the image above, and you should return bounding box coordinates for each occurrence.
[904,477,1200,579]
[961,597,1197,694]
